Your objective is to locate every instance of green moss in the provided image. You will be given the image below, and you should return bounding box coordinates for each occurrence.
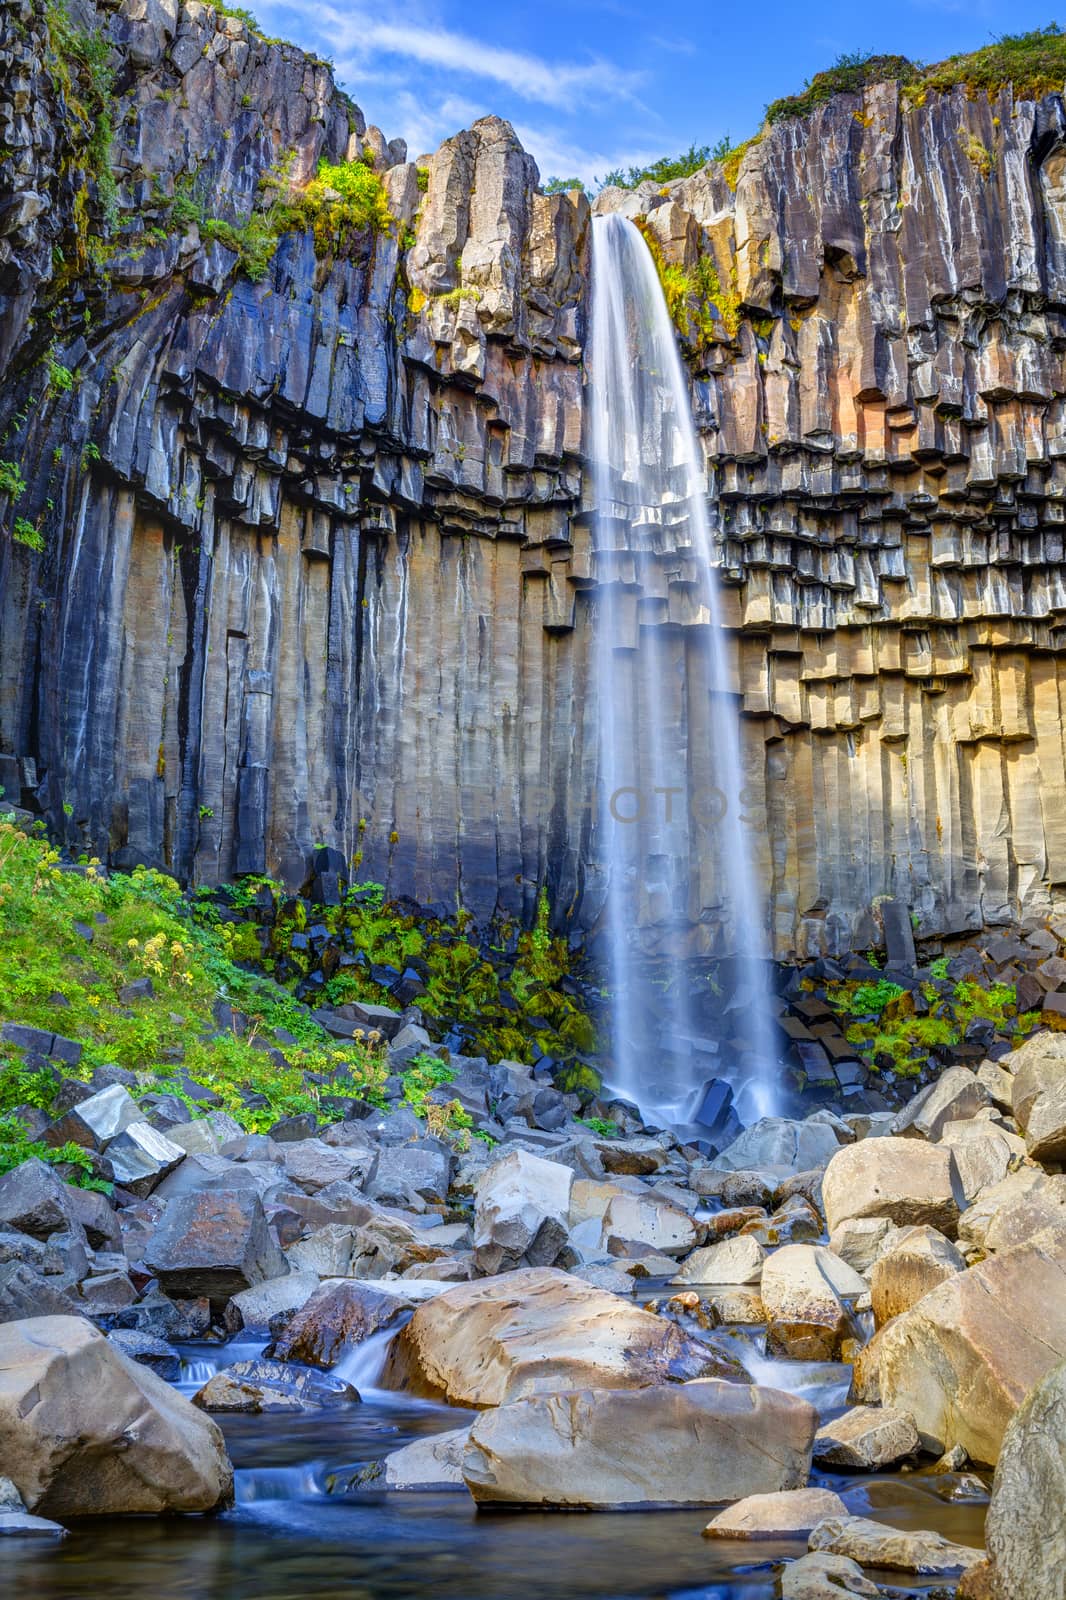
[44,1,118,225]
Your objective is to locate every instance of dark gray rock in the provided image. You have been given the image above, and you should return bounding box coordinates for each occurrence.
[145,1189,288,1301]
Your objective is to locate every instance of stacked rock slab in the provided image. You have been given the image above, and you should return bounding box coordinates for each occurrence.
[7,3,1066,953]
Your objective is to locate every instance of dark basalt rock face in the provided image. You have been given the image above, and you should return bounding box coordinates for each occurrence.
[3,0,1066,957]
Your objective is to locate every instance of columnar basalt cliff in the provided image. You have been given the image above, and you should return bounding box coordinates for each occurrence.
[3,0,1066,956]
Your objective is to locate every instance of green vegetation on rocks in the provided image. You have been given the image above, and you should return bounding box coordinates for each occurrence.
[826,969,1040,1077]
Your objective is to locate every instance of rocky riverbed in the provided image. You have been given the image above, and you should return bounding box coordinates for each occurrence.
[2,1012,1066,1598]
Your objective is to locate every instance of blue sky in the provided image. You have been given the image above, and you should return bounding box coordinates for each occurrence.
[252,2,1061,184]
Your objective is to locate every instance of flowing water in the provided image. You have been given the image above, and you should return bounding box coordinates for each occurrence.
[588,213,779,1129]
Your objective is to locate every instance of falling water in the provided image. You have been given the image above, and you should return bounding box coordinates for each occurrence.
[588,212,779,1128]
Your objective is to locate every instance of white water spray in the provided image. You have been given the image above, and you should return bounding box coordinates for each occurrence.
[588,212,779,1128]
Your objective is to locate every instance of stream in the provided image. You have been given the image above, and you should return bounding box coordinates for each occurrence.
[5,1331,988,1600]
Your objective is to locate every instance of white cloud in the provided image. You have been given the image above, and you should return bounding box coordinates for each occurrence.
[259,0,644,111]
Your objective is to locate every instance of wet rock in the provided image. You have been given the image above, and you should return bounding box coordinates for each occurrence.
[879,1240,1066,1463]
[808,1513,984,1577]
[271,1280,409,1368]
[761,1245,864,1361]
[42,1084,142,1153]
[821,1137,965,1237]
[145,1190,287,1301]
[703,1487,847,1539]
[0,1315,232,1515]
[193,1358,359,1413]
[462,1380,818,1507]
[105,1121,186,1196]
[672,1235,765,1285]
[984,1357,1066,1600]
[869,1225,966,1326]
[105,1330,182,1381]
[473,1149,573,1274]
[0,1510,68,1538]
[372,1426,470,1490]
[223,1271,321,1336]
[384,1267,735,1406]
[813,1405,920,1469]
[779,1551,878,1599]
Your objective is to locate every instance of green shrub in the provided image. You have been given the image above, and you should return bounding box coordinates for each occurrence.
[0,461,26,501]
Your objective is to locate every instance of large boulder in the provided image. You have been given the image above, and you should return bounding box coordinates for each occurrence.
[703,1487,847,1539]
[472,1150,573,1274]
[714,1118,843,1175]
[0,1316,232,1515]
[780,1552,878,1598]
[1008,1032,1066,1161]
[145,1190,287,1301]
[371,1426,470,1491]
[878,1239,1066,1463]
[984,1358,1066,1600]
[270,1280,409,1368]
[812,1405,920,1469]
[382,1267,734,1406]
[672,1234,765,1285]
[869,1226,966,1327]
[760,1246,865,1361]
[600,1192,697,1257]
[889,1067,991,1141]
[461,1380,818,1508]
[821,1137,965,1236]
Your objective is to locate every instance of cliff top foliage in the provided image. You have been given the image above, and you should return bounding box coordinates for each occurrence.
[766,26,1066,123]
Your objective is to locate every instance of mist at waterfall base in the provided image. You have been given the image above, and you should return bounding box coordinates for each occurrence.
[587,213,780,1138]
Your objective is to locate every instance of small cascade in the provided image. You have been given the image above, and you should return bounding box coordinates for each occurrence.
[332,1323,404,1398]
[587,212,780,1128]
[175,1339,267,1395]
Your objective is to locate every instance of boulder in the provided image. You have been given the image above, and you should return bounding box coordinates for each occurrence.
[193,1358,359,1412]
[672,1234,765,1285]
[760,1246,864,1361]
[878,1239,1066,1463]
[104,1121,186,1196]
[145,1190,287,1301]
[984,1358,1066,1600]
[472,1150,573,1275]
[714,1117,843,1175]
[0,1315,232,1514]
[461,1380,818,1507]
[780,1552,878,1599]
[280,1139,375,1194]
[982,1178,1066,1255]
[889,1067,991,1141]
[869,1226,966,1327]
[703,1487,847,1539]
[223,1271,321,1335]
[43,1084,141,1152]
[1008,1032,1066,1160]
[166,1112,245,1157]
[270,1280,409,1367]
[382,1267,734,1406]
[957,1168,1049,1251]
[0,1262,77,1323]
[0,1160,76,1239]
[812,1405,920,1468]
[828,1216,903,1276]
[367,1141,454,1206]
[372,1426,470,1491]
[105,1330,181,1381]
[0,1510,68,1538]
[821,1137,965,1237]
[600,1192,696,1257]
[808,1514,984,1577]
[939,1124,1024,1205]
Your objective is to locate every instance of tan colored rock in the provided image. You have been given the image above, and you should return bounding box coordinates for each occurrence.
[382,1268,733,1406]
[808,1514,984,1576]
[847,1319,895,1405]
[373,1426,470,1491]
[975,1062,1015,1113]
[879,1240,1066,1463]
[0,1315,232,1516]
[671,1235,765,1285]
[984,1358,1066,1600]
[869,1226,965,1327]
[703,1487,846,1539]
[957,1168,1048,1251]
[890,1067,991,1141]
[828,1217,903,1276]
[601,1192,697,1258]
[982,1177,1066,1255]
[461,1380,818,1507]
[472,1149,573,1275]
[821,1138,965,1237]
[813,1405,920,1468]
[704,1287,766,1324]
[1009,1032,1066,1160]
[938,1123,1025,1205]
[780,1551,878,1599]
[761,1246,863,1361]
[569,1178,627,1226]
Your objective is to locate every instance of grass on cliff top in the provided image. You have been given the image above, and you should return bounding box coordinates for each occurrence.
[0,815,389,1173]
[766,27,1066,123]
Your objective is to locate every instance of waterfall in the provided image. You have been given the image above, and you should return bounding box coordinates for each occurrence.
[587,212,779,1130]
